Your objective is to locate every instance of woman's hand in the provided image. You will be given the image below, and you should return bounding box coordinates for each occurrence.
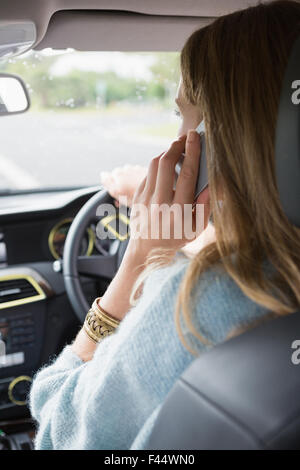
[126,130,210,263]
[100,129,210,321]
[100,165,147,207]
[72,130,210,361]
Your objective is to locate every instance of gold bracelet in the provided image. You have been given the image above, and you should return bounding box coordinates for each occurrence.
[83,298,120,343]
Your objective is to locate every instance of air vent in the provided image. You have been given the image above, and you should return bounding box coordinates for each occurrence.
[0,275,46,309]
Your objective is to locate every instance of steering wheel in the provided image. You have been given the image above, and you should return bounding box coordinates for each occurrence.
[63,189,128,322]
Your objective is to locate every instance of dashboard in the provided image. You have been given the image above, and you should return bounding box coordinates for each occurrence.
[0,186,117,441]
[0,186,113,265]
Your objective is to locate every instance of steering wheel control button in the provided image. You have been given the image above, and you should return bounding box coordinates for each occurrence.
[53,260,62,273]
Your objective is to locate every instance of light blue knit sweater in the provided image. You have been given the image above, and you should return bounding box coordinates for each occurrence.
[29,256,269,450]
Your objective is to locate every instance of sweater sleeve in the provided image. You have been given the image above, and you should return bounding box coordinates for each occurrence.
[29,258,268,450]
[29,345,86,449]
[29,345,84,423]
[29,259,199,450]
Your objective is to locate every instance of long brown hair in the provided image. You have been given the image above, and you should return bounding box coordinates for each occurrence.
[176,0,300,353]
[130,1,300,354]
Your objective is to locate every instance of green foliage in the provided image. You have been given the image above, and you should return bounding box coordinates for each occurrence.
[0,51,180,110]
[149,52,180,84]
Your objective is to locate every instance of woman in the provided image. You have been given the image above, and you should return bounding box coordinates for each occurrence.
[30,0,300,450]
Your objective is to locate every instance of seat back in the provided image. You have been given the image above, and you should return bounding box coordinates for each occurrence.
[275,34,300,227]
[147,33,300,451]
[147,311,300,449]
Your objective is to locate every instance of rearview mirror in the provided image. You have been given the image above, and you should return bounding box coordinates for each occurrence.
[0,73,30,116]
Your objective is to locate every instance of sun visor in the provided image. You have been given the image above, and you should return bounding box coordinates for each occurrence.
[35,11,212,52]
[0,22,36,59]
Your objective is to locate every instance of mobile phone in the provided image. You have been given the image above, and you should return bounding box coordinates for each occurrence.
[174,121,208,201]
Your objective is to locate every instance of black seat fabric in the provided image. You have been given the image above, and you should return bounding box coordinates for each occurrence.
[147,311,300,450]
[147,31,300,452]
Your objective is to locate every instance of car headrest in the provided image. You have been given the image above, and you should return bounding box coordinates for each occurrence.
[275,34,300,227]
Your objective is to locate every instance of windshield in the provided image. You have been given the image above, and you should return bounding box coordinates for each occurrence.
[0,49,180,192]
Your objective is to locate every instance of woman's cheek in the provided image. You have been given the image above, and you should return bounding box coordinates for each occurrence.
[177,117,200,138]
[177,121,185,137]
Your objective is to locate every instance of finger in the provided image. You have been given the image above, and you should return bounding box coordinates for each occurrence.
[143,153,163,196]
[195,185,210,206]
[135,175,147,196]
[192,187,211,235]
[174,129,201,204]
[155,136,187,202]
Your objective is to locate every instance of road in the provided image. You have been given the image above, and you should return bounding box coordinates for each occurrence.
[0,109,175,190]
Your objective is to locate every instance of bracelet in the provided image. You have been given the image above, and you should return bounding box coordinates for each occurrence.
[83,298,120,343]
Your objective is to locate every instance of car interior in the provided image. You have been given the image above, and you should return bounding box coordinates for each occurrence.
[0,0,299,451]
